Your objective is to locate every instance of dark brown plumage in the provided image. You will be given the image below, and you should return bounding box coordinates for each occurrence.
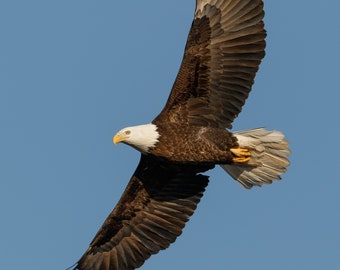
[150,122,237,164]
[75,156,210,270]
[155,0,266,129]
[72,1,290,269]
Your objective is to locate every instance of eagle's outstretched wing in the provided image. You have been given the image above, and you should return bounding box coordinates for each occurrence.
[73,155,209,270]
[154,0,266,129]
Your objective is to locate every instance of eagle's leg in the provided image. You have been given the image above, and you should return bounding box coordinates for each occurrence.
[230,147,251,163]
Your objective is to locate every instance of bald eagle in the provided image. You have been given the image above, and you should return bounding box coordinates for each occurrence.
[73,0,290,269]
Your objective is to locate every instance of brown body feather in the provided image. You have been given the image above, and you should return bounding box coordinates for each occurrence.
[151,121,238,164]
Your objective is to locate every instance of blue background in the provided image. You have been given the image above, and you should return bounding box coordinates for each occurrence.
[1,1,339,269]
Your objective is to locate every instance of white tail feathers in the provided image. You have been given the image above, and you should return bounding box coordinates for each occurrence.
[221,128,290,189]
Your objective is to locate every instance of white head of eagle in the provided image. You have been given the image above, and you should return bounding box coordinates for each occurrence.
[113,123,160,153]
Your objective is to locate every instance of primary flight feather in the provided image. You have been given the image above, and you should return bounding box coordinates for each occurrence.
[73,1,290,269]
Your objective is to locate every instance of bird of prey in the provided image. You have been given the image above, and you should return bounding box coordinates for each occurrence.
[73,1,290,269]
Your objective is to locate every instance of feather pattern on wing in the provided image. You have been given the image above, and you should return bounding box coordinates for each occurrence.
[74,156,209,270]
[154,0,266,129]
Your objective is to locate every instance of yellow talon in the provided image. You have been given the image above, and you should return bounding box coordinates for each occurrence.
[232,156,251,163]
[230,147,251,163]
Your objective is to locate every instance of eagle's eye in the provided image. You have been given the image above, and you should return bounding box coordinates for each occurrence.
[124,130,131,135]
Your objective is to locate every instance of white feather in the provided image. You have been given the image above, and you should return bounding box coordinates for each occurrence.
[117,123,160,153]
[220,128,290,189]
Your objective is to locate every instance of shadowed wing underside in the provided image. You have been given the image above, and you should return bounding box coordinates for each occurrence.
[154,0,266,129]
[74,156,209,270]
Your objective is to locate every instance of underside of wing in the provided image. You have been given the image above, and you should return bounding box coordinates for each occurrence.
[74,156,209,270]
[154,0,266,129]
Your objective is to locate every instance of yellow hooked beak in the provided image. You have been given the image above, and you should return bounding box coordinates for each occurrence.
[113,133,126,144]
[112,132,129,144]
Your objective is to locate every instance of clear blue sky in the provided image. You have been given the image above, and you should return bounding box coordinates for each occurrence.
[1,1,339,269]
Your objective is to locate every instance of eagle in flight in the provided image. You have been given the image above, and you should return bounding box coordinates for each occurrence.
[72,0,290,269]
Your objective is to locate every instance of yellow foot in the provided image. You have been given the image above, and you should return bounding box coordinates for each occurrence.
[230,147,251,163]
[232,156,251,163]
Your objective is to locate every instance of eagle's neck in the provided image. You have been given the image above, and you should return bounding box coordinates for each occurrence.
[126,123,160,153]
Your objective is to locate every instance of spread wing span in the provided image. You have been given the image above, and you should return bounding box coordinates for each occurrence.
[74,156,209,270]
[73,1,268,269]
[155,0,266,129]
